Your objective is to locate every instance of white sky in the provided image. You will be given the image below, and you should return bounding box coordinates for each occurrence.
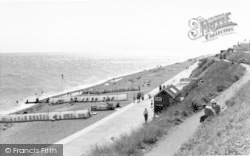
[0,0,250,57]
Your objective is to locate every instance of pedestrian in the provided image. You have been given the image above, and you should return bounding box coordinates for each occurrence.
[141,92,144,101]
[159,85,162,91]
[148,94,152,99]
[137,92,141,103]
[133,95,136,103]
[192,101,199,112]
[200,103,215,122]
[211,99,221,115]
[143,108,149,123]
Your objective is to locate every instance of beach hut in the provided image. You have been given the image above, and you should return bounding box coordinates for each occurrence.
[154,84,180,113]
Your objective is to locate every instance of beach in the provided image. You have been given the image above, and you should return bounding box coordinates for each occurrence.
[0,58,196,144]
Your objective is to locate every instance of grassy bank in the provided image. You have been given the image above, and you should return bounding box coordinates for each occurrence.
[225,52,250,64]
[175,80,250,155]
[183,60,245,108]
[87,60,245,156]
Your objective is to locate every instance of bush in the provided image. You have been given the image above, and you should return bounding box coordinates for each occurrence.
[217,85,226,92]
[182,111,188,117]
[181,79,199,97]
[226,99,236,107]
[174,117,183,125]
[198,58,208,68]
[215,54,220,57]
[234,75,240,81]
[142,124,164,144]
[174,110,180,116]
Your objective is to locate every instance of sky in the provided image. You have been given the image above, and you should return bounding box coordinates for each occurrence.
[0,0,250,57]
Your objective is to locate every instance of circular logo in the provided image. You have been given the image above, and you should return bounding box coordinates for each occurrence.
[5,148,11,153]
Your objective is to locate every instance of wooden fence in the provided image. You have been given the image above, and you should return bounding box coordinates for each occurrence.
[48,93,128,104]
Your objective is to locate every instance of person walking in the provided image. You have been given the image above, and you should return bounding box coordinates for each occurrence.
[148,94,152,99]
[133,95,136,103]
[141,92,144,101]
[143,108,149,123]
[137,92,141,103]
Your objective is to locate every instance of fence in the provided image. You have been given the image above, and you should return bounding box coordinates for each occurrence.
[0,110,91,123]
[49,93,128,104]
[191,59,215,77]
[81,87,140,95]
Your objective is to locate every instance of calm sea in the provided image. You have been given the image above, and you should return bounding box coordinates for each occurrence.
[0,53,190,114]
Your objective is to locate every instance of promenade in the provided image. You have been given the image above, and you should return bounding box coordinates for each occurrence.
[55,62,199,156]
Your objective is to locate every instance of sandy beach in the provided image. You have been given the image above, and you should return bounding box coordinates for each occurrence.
[0,59,196,144]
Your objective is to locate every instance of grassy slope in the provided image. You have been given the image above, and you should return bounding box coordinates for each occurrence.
[87,60,245,156]
[226,52,250,64]
[175,81,250,155]
[183,60,245,108]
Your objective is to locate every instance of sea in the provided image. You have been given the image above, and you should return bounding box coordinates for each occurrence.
[0,52,193,114]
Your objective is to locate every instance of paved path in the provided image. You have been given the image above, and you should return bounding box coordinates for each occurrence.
[144,62,250,156]
[144,112,203,156]
[54,62,199,156]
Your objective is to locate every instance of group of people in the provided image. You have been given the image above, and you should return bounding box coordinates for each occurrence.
[200,99,221,122]
[133,92,145,103]
[159,85,166,91]
[144,98,221,123]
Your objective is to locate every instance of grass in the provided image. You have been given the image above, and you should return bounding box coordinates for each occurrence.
[182,60,245,109]
[87,60,246,156]
[225,52,250,64]
[175,81,250,155]
[87,106,187,156]
[190,58,215,78]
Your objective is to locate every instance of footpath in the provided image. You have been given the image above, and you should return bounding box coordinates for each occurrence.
[54,62,199,156]
[144,63,250,156]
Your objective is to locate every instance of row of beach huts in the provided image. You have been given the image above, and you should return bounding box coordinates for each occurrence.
[0,110,91,123]
[0,93,128,123]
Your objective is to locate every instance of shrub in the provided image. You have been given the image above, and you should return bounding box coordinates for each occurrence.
[217,85,226,92]
[174,110,180,116]
[181,79,199,97]
[198,58,208,68]
[202,96,210,103]
[226,99,236,107]
[234,75,240,81]
[174,117,183,125]
[142,124,164,144]
[182,111,188,117]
